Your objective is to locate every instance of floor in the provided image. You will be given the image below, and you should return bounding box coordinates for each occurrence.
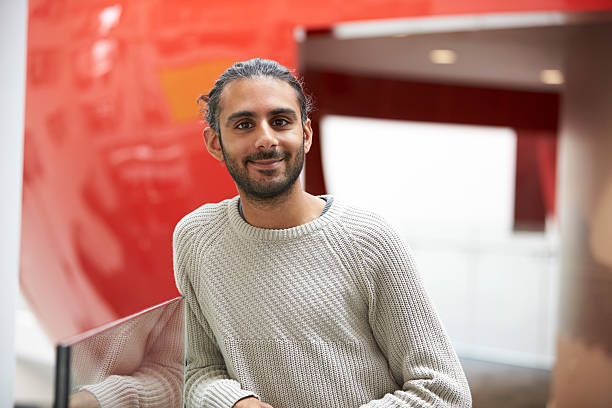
[462,358,551,408]
[14,357,53,408]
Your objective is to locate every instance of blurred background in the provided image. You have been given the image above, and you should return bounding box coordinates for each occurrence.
[3,1,612,407]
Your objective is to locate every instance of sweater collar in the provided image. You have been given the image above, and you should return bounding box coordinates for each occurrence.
[227,195,339,241]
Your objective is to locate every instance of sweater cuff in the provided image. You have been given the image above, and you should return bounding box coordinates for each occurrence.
[80,377,138,407]
[200,379,259,408]
[79,373,180,407]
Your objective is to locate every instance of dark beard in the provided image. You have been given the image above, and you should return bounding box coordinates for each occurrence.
[221,140,305,202]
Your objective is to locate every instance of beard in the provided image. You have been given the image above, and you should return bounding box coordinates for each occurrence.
[221,139,305,202]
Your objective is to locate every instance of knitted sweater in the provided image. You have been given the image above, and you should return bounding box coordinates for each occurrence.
[173,195,471,408]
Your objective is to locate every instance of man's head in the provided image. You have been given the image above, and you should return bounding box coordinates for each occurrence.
[199,58,312,135]
[199,59,314,202]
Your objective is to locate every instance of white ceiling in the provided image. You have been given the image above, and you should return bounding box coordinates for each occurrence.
[300,13,612,92]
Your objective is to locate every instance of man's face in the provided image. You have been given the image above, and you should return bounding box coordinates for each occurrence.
[210,77,312,201]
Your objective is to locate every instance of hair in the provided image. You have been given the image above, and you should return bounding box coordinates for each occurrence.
[197,58,313,135]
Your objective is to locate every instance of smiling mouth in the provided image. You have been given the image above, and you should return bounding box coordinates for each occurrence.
[248,159,283,170]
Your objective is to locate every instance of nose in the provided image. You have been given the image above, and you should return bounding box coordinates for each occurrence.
[255,121,278,150]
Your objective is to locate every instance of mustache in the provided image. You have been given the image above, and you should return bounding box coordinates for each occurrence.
[244,150,291,162]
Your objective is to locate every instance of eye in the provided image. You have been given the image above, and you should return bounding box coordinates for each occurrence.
[236,121,254,130]
[271,118,289,127]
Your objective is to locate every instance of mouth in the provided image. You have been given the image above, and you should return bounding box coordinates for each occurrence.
[247,158,283,170]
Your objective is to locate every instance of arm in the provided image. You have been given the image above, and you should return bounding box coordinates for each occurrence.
[77,300,185,408]
[174,222,258,408]
[357,219,471,408]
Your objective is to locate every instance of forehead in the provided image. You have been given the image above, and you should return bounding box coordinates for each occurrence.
[218,77,300,120]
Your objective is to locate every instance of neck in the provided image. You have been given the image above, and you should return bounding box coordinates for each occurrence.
[238,181,325,229]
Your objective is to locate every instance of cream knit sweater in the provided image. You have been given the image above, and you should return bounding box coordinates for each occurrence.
[173,196,471,408]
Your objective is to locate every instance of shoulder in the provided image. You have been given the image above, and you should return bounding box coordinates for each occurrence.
[331,198,400,244]
[172,197,237,294]
[330,199,413,269]
[172,196,236,249]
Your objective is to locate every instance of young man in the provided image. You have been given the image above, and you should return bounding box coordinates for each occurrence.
[173,58,471,408]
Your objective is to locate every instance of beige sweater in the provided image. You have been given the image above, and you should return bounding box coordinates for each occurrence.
[173,196,471,408]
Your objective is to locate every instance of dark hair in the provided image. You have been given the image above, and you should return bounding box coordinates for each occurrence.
[197,58,313,134]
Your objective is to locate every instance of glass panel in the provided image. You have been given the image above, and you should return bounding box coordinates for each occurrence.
[54,297,184,408]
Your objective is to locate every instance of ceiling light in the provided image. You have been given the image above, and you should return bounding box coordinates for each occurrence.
[429,49,457,64]
[540,69,564,85]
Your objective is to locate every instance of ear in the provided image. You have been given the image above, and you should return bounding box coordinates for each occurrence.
[303,119,313,154]
[203,127,224,162]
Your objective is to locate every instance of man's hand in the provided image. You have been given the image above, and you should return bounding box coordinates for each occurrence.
[68,390,100,408]
[233,396,274,408]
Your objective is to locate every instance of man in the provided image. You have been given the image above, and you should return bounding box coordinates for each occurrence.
[173,58,471,408]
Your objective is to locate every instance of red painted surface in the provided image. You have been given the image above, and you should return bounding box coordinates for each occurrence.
[514,130,558,230]
[22,0,608,341]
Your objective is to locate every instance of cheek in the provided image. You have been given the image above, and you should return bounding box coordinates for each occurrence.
[220,137,247,157]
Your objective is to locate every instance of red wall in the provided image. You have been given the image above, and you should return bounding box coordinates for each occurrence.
[22,0,611,341]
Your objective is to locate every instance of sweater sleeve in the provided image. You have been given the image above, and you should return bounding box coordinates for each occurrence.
[79,300,185,407]
[356,217,472,408]
[173,220,258,408]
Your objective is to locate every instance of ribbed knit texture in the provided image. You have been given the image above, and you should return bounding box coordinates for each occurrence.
[72,300,184,407]
[173,196,472,408]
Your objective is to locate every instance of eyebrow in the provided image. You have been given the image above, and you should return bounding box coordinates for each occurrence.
[269,108,298,119]
[225,108,299,126]
[226,110,255,125]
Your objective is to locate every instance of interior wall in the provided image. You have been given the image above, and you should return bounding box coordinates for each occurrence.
[0,0,28,405]
[550,22,612,407]
[302,69,560,222]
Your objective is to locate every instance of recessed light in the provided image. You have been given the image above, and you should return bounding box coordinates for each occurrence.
[429,49,457,64]
[540,69,564,85]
